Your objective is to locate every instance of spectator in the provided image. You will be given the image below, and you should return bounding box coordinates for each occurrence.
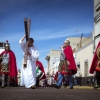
[17,69,21,87]
[36,59,46,88]
[51,71,56,87]
[75,67,82,86]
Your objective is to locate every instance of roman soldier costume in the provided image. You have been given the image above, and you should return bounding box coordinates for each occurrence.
[55,40,77,89]
[0,40,18,88]
[54,45,77,81]
[90,41,100,88]
[36,60,46,87]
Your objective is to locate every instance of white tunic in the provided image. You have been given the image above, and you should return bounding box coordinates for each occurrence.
[19,39,39,88]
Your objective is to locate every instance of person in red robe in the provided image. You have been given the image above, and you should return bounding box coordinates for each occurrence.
[0,40,18,88]
[36,59,46,87]
[55,40,77,89]
[90,41,100,88]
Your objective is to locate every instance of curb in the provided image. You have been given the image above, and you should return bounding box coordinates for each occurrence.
[62,86,100,89]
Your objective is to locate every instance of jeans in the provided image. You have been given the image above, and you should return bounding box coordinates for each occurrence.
[67,75,73,87]
[56,73,63,87]
[56,73,73,88]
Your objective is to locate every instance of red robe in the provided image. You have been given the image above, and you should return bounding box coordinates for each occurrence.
[90,41,100,74]
[58,45,77,75]
[0,50,18,83]
[36,61,46,79]
[63,45,77,74]
[54,46,77,80]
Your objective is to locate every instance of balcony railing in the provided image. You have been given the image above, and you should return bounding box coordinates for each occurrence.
[76,34,92,50]
[94,13,100,23]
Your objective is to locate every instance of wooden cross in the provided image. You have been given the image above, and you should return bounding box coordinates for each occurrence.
[23,18,31,68]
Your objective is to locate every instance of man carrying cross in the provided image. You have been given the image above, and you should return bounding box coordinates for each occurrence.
[19,35,39,89]
[19,18,39,89]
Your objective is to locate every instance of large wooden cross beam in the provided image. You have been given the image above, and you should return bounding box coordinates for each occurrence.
[23,18,31,68]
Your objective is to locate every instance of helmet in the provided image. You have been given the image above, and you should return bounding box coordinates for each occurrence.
[5,40,10,47]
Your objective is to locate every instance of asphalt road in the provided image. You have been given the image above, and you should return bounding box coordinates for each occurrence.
[0,87,100,100]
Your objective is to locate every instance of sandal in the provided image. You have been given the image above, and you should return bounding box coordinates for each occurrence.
[31,85,36,89]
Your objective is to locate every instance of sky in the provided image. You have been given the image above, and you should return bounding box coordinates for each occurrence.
[0,0,94,69]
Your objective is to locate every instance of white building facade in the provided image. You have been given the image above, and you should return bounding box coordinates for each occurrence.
[94,0,100,48]
[45,50,61,75]
[0,42,5,53]
[76,41,94,77]
[75,0,100,77]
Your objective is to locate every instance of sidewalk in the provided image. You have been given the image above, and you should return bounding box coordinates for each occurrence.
[62,86,100,89]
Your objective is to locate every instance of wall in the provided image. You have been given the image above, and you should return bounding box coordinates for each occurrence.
[76,42,94,77]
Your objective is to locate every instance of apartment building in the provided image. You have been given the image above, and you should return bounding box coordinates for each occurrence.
[45,50,61,75]
[75,0,100,77]
[94,0,100,47]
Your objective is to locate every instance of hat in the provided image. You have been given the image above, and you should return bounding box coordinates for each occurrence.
[5,40,10,47]
[64,40,70,43]
[64,40,67,43]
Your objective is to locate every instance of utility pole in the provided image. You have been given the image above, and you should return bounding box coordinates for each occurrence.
[80,33,83,48]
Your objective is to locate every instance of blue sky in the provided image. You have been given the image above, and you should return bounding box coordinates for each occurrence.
[0,0,94,69]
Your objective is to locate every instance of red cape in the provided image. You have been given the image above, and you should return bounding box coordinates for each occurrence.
[36,61,46,79]
[90,41,100,74]
[54,72,58,81]
[0,50,18,82]
[63,45,77,74]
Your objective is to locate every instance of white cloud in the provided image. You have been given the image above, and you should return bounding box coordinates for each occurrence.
[31,29,82,41]
[0,32,24,42]
[0,28,91,43]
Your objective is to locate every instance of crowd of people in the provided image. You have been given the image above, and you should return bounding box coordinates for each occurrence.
[0,35,100,89]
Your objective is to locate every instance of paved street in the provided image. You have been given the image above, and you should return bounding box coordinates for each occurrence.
[0,87,100,100]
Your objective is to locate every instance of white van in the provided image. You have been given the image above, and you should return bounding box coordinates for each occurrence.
[0,42,5,84]
[0,42,5,53]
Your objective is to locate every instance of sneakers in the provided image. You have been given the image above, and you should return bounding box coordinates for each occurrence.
[55,85,60,89]
[70,87,73,89]
[93,85,100,89]
[1,86,4,88]
[31,85,36,89]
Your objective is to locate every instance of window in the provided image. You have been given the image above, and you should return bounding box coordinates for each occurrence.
[77,64,80,69]
[95,3,100,12]
[84,60,88,77]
